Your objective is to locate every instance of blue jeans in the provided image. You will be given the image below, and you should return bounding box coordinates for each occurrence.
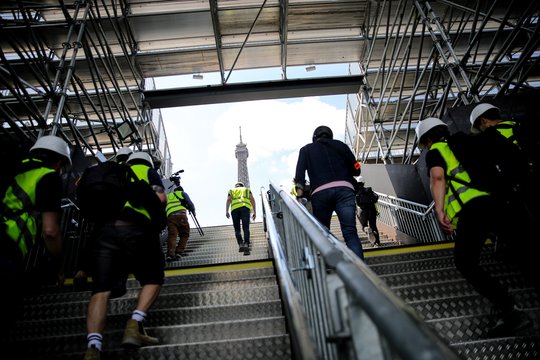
[311,187,364,259]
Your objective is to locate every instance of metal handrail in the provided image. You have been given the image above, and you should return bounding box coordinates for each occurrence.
[25,198,92,278]
[375,193,452,243]
[261,189,318,360]
[377,194,436,217]
[262,182,460,360]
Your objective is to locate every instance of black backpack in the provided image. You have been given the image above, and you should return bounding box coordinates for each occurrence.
[76,162,166,231]
[446,131,527,197]
[76,161,131,222]
[356,186,378,208]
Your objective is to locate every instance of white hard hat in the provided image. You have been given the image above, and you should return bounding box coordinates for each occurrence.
[116,147,133,158]
[470,103,500,134]
[415,117,448,149]
[235,182,245,187]
[30,135,72,165]
[127,151,154,168]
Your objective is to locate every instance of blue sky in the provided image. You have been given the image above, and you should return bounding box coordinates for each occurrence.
[154,65,352,227]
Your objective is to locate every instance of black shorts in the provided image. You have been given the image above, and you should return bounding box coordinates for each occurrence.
[90,222,164,298]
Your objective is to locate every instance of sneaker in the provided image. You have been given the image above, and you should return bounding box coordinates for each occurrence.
[121,319,159,348]
[363,226,371,234]
[83,345,100,360]
[243,242,251,255]
[166,254,180,262]
[368,231,376,244]
[239,243,246,252]
[487,306,533,338]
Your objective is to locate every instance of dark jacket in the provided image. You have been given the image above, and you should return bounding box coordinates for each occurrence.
[295,138,360,192]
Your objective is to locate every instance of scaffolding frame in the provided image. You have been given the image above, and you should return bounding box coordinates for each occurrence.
[0,0,171,174]
[346,0,540,164]
[2,0,540,171]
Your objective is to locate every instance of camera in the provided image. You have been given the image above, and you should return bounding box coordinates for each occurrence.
[169,169,184,187]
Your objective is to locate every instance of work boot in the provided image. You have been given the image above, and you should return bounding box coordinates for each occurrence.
[243,243,251,256]
[487,306,533,338]
[121,319,159,348]
[83,345,100,360]
[239,242,246,252]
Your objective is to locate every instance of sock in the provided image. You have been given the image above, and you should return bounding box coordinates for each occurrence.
[87,333,103,351]
[131,309,147,322]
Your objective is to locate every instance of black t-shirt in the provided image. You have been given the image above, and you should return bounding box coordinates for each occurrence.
[425,148,446,177]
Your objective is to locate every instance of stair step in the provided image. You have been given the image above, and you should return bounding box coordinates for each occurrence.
[10,300,284,340]
[164,251,269,268]
[367,242,540,360]
[365,247,455,265]
[427,309,540,343]
[22,285,281,320]
[32,335,292,360]
[410,292,540,321]
[11,316,289,358]
[378,266,525,288]
[452,336,540,360]
[24,275,278,305]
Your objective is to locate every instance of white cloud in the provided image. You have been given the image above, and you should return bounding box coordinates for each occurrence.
[161,95,346,227]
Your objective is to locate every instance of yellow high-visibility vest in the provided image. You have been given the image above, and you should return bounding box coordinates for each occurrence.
[431,141,488,225]
[229,187,252,211]
[1,158,55,257]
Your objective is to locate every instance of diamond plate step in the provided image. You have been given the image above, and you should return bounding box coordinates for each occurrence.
[11,316,288,358]
[161,222,271,268]
[379,266,527,288]
[452,336,540,360]
[22,285,281,320]
[367,243,540,360]
[426,308,540,343]
[6,222,291,360]
[393,276,536,303]
[36,265,276,295]
[410,292,540,321]
[24,275,277,307]
[367,254,517,275]
[10,300,284,340]
[329,215,394,249]
[31,335,291,360]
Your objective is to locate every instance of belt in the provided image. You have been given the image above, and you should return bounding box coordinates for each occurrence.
[169,210,187,216]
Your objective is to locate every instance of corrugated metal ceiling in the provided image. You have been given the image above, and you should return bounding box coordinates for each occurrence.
[37,0,367,80]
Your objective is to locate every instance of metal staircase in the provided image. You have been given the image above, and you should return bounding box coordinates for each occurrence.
[365,243,540,359]
[4,222,292,360]
[6,208,540,359]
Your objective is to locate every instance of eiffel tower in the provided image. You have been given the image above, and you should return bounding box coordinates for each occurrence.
[235,127,250,188]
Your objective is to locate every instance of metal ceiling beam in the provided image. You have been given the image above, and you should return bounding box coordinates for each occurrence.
[143,75,363,109]
[279,0,288,79]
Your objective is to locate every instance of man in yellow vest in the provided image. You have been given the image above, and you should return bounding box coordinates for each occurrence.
[165,185,196,261]
[416,117,532,338]
[225,182,256,255]
[83,151,167,360]
[469,103,535,200]
[469,103,540,294]
[0,135,71,335]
